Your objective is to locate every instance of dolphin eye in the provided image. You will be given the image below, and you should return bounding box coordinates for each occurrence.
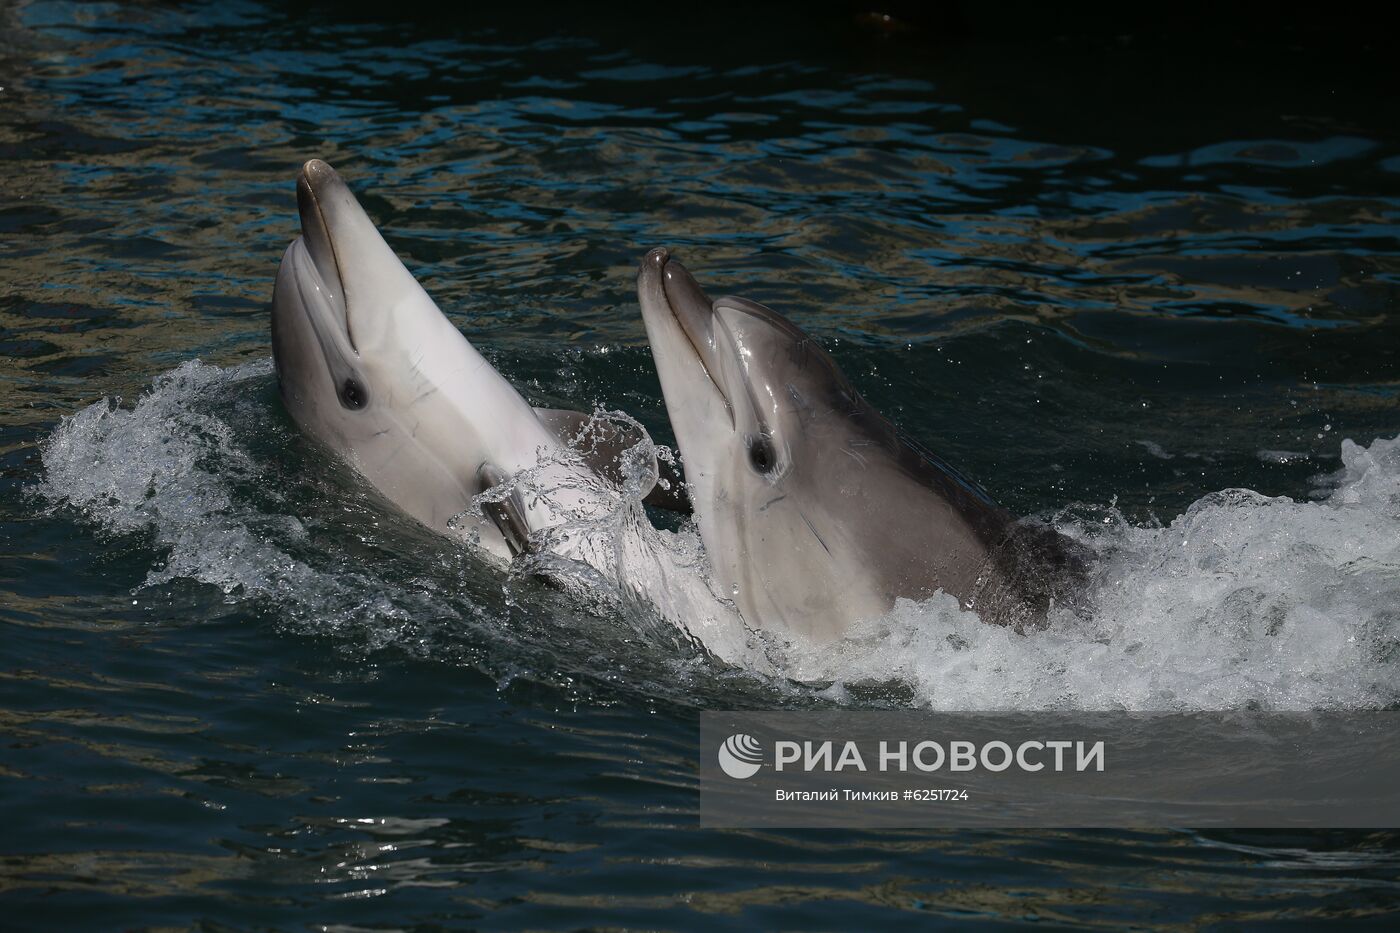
[747,434,776,474]
[340,378,368,410]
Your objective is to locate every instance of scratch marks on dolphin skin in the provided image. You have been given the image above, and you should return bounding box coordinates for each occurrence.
[785,383,816,426]
[759,494,787,512]
[799,510,832,555]
[840,444,869,469]
[410,383,441,406]
[789,335,816,372]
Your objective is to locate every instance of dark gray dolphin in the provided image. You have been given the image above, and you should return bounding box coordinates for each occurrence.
[637,248,1086,643]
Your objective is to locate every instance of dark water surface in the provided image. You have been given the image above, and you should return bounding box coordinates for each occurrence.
[4,1,1400,927]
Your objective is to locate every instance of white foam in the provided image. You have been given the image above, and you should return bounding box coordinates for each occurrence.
[34,360,765,669]
[464,408,770,669]
[784,436,1400,711]
[35,360,412,639]
[37,361,1400,711]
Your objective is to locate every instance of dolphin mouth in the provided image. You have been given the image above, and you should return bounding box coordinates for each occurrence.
[295,159,352,348]
[639,247,734,419]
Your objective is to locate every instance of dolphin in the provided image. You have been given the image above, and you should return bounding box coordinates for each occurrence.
[636,248,1087,644]
[269,162,760,662]
[271,159,681,561]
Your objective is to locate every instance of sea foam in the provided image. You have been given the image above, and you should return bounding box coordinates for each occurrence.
[38,360,1400,711]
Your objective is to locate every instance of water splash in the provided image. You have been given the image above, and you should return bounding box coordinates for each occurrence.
[33,360,451,649]
[464,407,769,669]
[36,360,767,672]
[784,436,1400,711]
[37,361,1400,711]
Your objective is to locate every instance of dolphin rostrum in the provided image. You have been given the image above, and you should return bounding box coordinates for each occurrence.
[636,248,1087,644]
[270,162,753,660]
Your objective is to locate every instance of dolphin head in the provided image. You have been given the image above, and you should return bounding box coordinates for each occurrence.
[638,248,1023,642]
[272,159,442,426]
[271,160,568,554]
[636,248,861,496]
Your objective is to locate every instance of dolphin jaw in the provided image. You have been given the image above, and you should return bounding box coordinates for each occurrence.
[295,162,354,350]
[274,235,363,397]
[285,237,332,320]
[640,249,735,425]
[297,158,430,357]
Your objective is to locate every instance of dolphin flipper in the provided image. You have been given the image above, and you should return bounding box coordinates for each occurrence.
[533,408,691,514]
[476,463,532,557]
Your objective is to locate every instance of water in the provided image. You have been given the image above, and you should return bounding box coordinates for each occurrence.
[4,1,1400,926]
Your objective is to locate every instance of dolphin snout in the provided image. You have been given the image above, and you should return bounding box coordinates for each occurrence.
[660,258,714,331]
[637,246,717,351]
[637,247,736,420]
[295,160,346,327]
[638,246,670,291]
[640,248,712,323]
[301,158,337,186]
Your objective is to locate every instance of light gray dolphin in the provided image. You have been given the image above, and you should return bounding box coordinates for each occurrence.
[271,159,682,560]
[269,163,763,664]
[637,248,1087,644]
